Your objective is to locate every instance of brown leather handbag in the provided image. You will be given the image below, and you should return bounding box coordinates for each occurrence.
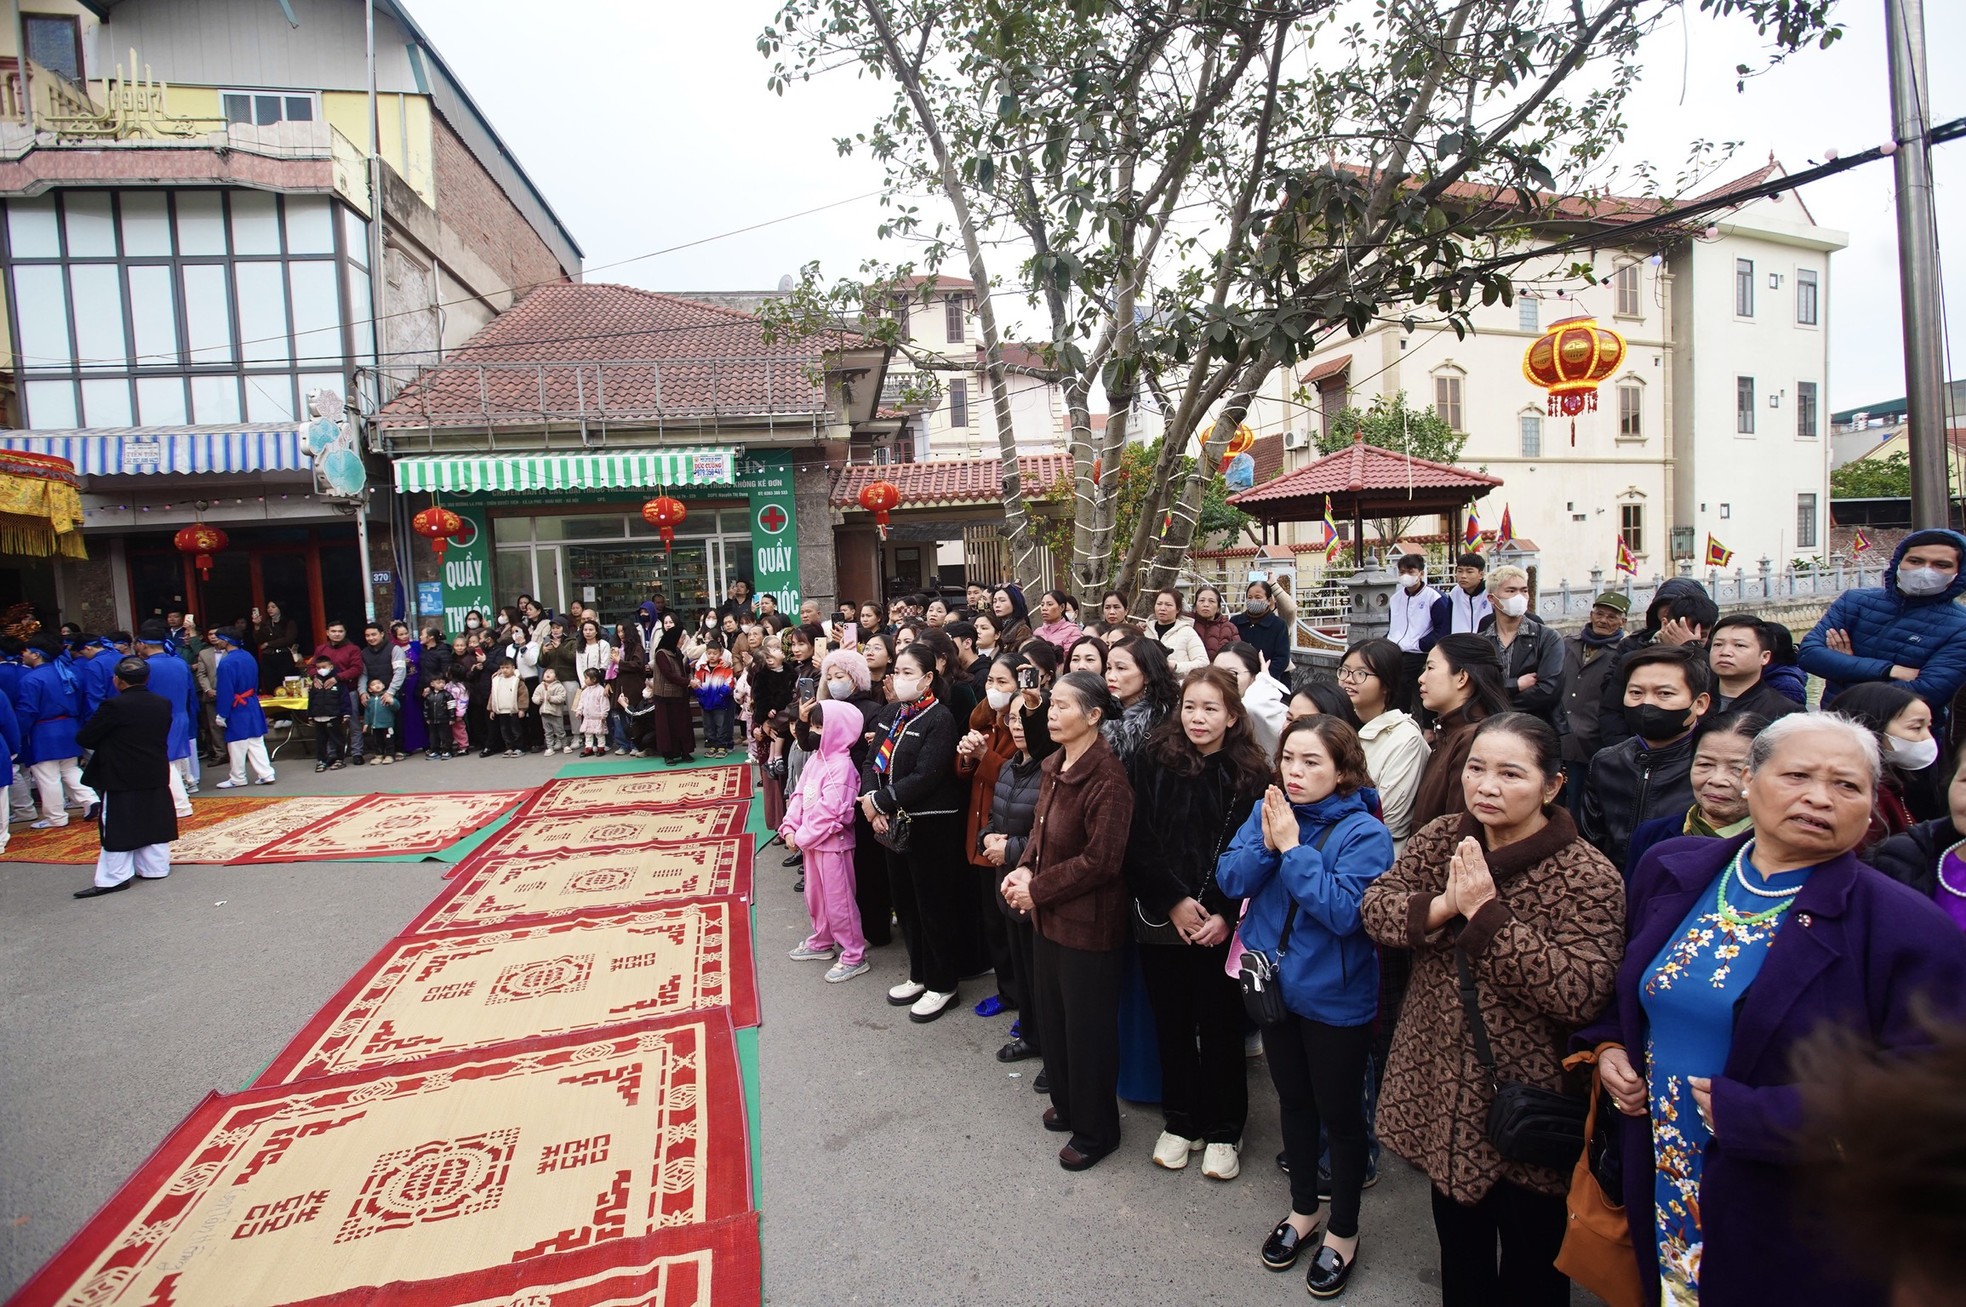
[1555,1050,1643,1307]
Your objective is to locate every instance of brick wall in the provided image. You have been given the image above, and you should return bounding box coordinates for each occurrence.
[430,116,570,298]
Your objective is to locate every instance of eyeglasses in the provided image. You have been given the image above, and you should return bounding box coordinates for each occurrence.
[1336,666,1378,684]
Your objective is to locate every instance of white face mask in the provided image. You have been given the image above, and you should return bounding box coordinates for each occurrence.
[986,687,1014,712]
[1401,574,1422,591]
[1898,566,1953,597]
[1498,594,1529,618]
[826,679,853,700]
[1886,734,1940,770]
[465,619,482,629]
[891,674,923,702]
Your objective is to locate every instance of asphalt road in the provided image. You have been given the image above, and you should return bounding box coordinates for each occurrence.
[1,752,1596,1305]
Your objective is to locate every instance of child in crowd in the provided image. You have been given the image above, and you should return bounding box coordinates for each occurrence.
[307,660,347,772]
[780,697,870,983]
[444,677,470,755]
[422,673,455,760]
[692,638,737,758]
[575,668,611,756]
[534,667,572,754]
[487,661,524,757]
[361,677,396,764]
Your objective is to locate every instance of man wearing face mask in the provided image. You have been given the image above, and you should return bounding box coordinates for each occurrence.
[1386,554,1438,712]
[1422,552,1492,648]
[1475,563,1567,731]
[1579,646,1711,872]
[1800,527,1966,716]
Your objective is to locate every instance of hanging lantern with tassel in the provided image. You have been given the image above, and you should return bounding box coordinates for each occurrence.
[173,523,228,581]
[858,479,902,540]
[1523,315,1627,446]
[411,506,463,559]
[641,495,688,552]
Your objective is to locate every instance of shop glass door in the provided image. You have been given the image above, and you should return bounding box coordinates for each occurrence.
[564,539,711,623]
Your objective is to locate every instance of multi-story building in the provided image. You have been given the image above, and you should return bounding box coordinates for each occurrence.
[0,0,579,639]
[877,275,1066,459]
[1243,162,1846,587]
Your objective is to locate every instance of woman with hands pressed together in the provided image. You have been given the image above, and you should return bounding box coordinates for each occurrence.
[999,672,1135,1171]
[1217,717,1394,1298]
[958,652,1030,1017]
[1358,713,1624,1307]
[979,690,1052,1066]
[1577,713,1966,1307]
[1123,667,1270,1182]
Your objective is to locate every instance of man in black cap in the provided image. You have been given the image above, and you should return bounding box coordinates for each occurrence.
[72,656,177,899]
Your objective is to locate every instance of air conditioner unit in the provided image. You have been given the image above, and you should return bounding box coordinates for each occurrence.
[1283,429,1310,450]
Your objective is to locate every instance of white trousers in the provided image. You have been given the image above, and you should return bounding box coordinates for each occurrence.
[10,768,36,819]
[168,759,192,815]
[28,757,96,823]
[225,737,275,784]
[94,795,170,888]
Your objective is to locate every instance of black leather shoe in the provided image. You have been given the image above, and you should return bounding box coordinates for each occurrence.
[1058,1141,1114,1171]
[996,1037,1038,1063]
[83,803,100,822]
[1306,1239,1358,1298]
[73,881,133,899]
[1041,1106,1072,1133]
[1262,1219,1314,1272]
[1276,1149,1290,1174]
[1033,1072,1050,1094]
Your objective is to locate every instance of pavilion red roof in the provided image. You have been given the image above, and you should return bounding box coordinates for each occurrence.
[832,453,1073,509]
[1229,435,1501,508]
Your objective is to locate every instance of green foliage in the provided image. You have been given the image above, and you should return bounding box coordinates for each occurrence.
[1317,391,1468,466]
[1830,450,1912,500]
[1035,440,1251,577]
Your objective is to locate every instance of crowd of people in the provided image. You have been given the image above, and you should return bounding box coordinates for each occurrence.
[10,531,1966,1304]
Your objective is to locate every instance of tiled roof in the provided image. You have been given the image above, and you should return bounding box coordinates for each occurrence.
[1358,159,1783,231]
[899,274,976,291]
[1248,433,1285,486]
[832,453,1073,509]
[376,284,847,428]
[1229,436,1502,506]
[1300,353,1352,385]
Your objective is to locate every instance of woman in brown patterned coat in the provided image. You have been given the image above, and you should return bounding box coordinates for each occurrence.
[1359,712,1624,1307]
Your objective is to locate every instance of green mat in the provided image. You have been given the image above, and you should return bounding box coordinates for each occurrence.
[551,751,734,779]
[735,1024,763,1209]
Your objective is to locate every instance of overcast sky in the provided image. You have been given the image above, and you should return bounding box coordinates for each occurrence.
[409,0,1962,412]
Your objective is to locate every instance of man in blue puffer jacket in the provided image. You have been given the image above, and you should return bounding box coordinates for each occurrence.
[1799,527,1966,713]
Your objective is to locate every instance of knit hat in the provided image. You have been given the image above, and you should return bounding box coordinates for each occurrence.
[821,648,871,694]
[1590,592,1630,614]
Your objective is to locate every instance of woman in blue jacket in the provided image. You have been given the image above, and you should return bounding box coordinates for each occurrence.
[1217,714,1394,1299]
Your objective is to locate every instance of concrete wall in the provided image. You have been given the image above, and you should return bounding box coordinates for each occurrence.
[790,455,838,616]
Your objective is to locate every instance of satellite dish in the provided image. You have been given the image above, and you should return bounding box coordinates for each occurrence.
[776,273,795,293]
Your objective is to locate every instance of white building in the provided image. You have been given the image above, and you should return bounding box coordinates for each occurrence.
[1243,161,1846,587]
[878,275,1067,458]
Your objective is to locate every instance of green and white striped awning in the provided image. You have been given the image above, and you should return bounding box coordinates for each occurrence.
[392,448,736,494]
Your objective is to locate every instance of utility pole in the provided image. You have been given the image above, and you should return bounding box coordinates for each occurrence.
[1885,0,1951,528]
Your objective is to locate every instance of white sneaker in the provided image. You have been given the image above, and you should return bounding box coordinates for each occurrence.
[825,960,870,983]
[1201,1141,1242,1181]
[255,776,277,785]
[28,818,66,830]
[908,989,958,1022]
[887,979,926,1004]
[215,779,244,789]
[1152,1131,1202,1170]
[787,942,835,962]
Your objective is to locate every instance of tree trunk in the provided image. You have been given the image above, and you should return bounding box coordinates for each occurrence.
[1141,351,1281,594]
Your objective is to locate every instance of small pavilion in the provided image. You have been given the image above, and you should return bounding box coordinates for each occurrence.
[1227,432,1502,563]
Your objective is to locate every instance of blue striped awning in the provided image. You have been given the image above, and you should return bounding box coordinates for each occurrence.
[0,425,308,477]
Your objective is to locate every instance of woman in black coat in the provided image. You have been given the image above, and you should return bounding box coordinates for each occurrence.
[1870,734,1966,930]
[1233,579,1293,683]
[1123,665,1268,1178]
[861,642,967,1021]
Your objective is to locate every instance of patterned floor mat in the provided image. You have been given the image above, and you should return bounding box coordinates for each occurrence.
[231,791,532,863]
[516,767,753,818]
[258,901,760,1084]
[410,837,753,934]
[0,794,315,866]
[171,797,363,864]
[8,1014,750,1307]
[466,803,749,861]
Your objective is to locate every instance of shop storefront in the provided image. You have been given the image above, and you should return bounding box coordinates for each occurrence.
[393,447,803,630]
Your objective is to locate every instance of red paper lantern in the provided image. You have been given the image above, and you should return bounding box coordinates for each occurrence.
[641,495,688,551]
[411,506,463,558]
[857,479,902,539]
[174,523,229,581]
[1523,315,1627,445]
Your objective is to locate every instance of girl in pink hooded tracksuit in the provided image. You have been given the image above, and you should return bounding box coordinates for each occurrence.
[780,697,869,982]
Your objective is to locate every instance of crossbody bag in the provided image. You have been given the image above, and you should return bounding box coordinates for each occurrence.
[1456,945,1587,1171]
[1235,824,1336,1027]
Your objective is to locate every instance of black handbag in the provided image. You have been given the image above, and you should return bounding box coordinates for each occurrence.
[871,791,913,853]
[1235,825,1335,1027]
[1456,946,1588,1171]
[1133,788,1237,946]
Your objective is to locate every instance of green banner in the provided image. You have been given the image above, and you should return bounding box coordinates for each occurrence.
[438,505,496,632]
[738,450,800,612]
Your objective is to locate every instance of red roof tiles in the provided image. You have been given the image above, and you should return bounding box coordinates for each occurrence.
[1229,436,1501,507]
[376,284,843,429]
[1247,433,1285,486]
[832,453,1073,509]
[1299,354,1352,385]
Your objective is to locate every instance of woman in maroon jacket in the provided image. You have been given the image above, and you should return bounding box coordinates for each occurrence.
[1001,670,1136,1171]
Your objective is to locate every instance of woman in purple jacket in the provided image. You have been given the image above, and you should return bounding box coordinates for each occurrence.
[1578,712,1966,1307]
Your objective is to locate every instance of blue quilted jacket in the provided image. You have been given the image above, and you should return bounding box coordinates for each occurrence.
[1799,528,1966,710]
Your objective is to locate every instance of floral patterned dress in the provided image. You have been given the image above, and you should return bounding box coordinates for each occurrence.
[1639,843,1812,1306]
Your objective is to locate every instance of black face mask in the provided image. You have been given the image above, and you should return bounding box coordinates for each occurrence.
[1629,703,1693,743]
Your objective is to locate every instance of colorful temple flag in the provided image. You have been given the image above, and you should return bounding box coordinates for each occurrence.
[1852,528,1874,554]
[1705,534,1734,567]
[1463,508,1481,547]
[1496,504,1515,546]
[1615,535,1638,576]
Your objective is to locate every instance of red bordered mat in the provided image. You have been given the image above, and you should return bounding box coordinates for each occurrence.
[408,836,754,934]
[230,790,533,863]
[513,767,753,820]
[460,803,749,864]
[256,899,761,1085]
[281,1213,762,1306]
[8,1014,751,1307]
